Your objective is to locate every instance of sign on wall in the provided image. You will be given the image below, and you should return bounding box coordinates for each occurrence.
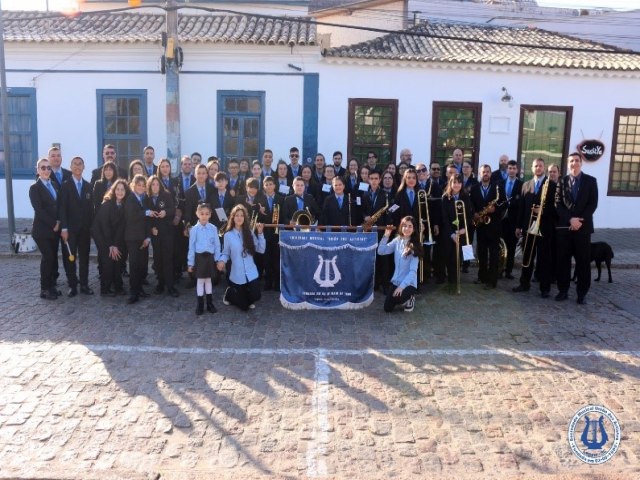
[577,139,606,161]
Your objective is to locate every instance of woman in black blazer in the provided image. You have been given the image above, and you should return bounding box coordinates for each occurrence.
[93,163,118,213]
[29,158,61,300]
[91,179,129,296]
[124,174,151,304]
[393,168,420,225]
[145,175,178,297]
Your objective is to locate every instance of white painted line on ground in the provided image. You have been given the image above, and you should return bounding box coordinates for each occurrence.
[85,344,640,358]
[306,349,329,478]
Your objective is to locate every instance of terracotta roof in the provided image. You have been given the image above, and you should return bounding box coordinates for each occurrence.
[324,21,640,71]
[3,11,316,46]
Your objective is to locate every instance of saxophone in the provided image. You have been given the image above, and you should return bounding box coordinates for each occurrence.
[473,184,501,227]
[363,197,389,232]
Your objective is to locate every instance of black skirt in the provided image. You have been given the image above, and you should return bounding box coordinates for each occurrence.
[195,252,214,278]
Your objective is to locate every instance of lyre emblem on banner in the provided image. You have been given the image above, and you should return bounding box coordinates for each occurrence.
[313,255,341,288]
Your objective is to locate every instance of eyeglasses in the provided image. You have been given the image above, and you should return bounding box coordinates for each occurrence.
[431,167,441,171]
[367,155,376,159]
[290,154,299,158]
[416,168,427,173]
[39,166,52,171]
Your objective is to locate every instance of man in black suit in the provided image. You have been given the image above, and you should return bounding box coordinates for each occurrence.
[261,149,276,180]
[430,162,446,188]
[363,169,392,291]
[282,177,320,225]
[500,160,523,279]
[29,158,61,300]
[47,146,72,190]
[142,145,157,177]
[59,156,94,297]
[46,146,71,281]
[226,159,245,198]
[211,172,237,230]
[416,163,442,283]
[171,155,196,280]
[332,151,346,178]
[124,174,151,304]
[261,176,285,291]
[286,147,302,183]
[90,144,127,186]
[320,176,362,227]
[490,154,510,185]
[554,152,598,304]
[184,164,216,228]
[470,165,506,289]
[513,158,555,297]
[312,154,326,185]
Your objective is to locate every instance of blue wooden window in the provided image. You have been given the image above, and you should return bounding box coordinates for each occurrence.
[217,91,265,170]
[0,87,38,178]
[97,89,147,172]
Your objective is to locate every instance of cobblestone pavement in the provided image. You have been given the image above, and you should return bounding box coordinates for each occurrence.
[0,256,639,480]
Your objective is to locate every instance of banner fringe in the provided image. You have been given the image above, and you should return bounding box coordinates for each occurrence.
[280,293,374,310]
[279,242,377,252]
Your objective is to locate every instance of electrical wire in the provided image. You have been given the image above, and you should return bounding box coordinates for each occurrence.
[3,2,639,55]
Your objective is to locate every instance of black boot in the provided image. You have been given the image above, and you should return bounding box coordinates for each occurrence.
[206,294,217,314]
[196,295,204,315]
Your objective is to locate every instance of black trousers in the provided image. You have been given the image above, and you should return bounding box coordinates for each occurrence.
[432,233,446,282]
[263,236,280,288]
[151,231,174,289]
[226,279,261,311]
[97,243,124,292]
[383,283,417,312]
[126,240,148,296]
[557,231,591,298]
[476,227,499,287]
[174,225,188,278]
[34,235,58,291]
[62,228,91,288]
[501,220,518,275]
[518,233,552,293]
[444,236,462,285]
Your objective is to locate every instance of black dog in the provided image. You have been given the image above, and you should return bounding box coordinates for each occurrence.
[572,241,614,283]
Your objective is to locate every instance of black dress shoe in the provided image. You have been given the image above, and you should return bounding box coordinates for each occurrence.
[483,284,496,290]
[41,290,57,300]
[264,284,273,291]
[127,295,139,304]
[55,289,62,297]
[577,297,587,305]
[139,289,150,298]
[473,279,484,285]
[462,266,469,273]
[80,286,94,295]
[142,279,150,286]
[167,287,179,298]
[113,288,127,296]
[540,291,550,299]
[154,285,165,294]
[100,289,115,297]
[512,285,529,293]
[68,287,78,298]
[555,292,568,301]
[504,273,515,280]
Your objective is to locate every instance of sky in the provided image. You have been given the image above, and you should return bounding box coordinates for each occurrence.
[1,0,638,11]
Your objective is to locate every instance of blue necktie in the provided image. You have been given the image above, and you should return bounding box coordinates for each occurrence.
[507,180,512,197]
[337,196,343,209]
[76,180,82,197]
[46,182,56,200]
[453,194,459,201]
[268,196,273,211]
[138,194,144,206]
[153,196,158,207]
[55,171,62,185]
[482,186,489,199]
[297,197,303,211]
[534,180,540,195]
[184,177,189,192]
[199,187,205,201]
[219,194,224,206]
[371,192,376,206]
[163,179,170,189]
[571,177,578,201]
[408,190,414,206]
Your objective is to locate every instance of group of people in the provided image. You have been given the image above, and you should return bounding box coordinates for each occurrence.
[29,143,598,314]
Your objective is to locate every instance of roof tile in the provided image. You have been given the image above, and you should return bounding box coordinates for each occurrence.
[3,11,316,47]
[324,21,640,71]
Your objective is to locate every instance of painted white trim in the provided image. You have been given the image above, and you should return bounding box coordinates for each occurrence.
[306,349,329,478]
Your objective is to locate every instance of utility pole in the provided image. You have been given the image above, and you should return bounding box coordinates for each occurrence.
[165,0,181,173]
[0,0,16,245]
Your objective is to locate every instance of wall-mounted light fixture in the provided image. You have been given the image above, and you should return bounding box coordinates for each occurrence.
[288,63,302,72]
[501,87,513,107]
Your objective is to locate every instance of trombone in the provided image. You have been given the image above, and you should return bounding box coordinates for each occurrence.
[521,178,549,268]
[454,199,471,295]
[417,186,434,283]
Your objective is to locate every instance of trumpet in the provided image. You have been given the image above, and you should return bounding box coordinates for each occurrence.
[522,177,549,268]
[273,204,280,234]
[454,199,471,295]
[249,210,259,231]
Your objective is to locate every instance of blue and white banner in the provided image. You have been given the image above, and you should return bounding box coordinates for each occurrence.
[279,231,377,310]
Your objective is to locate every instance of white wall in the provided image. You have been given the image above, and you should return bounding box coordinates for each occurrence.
[317,60,640,228]
[2,43,316,218]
